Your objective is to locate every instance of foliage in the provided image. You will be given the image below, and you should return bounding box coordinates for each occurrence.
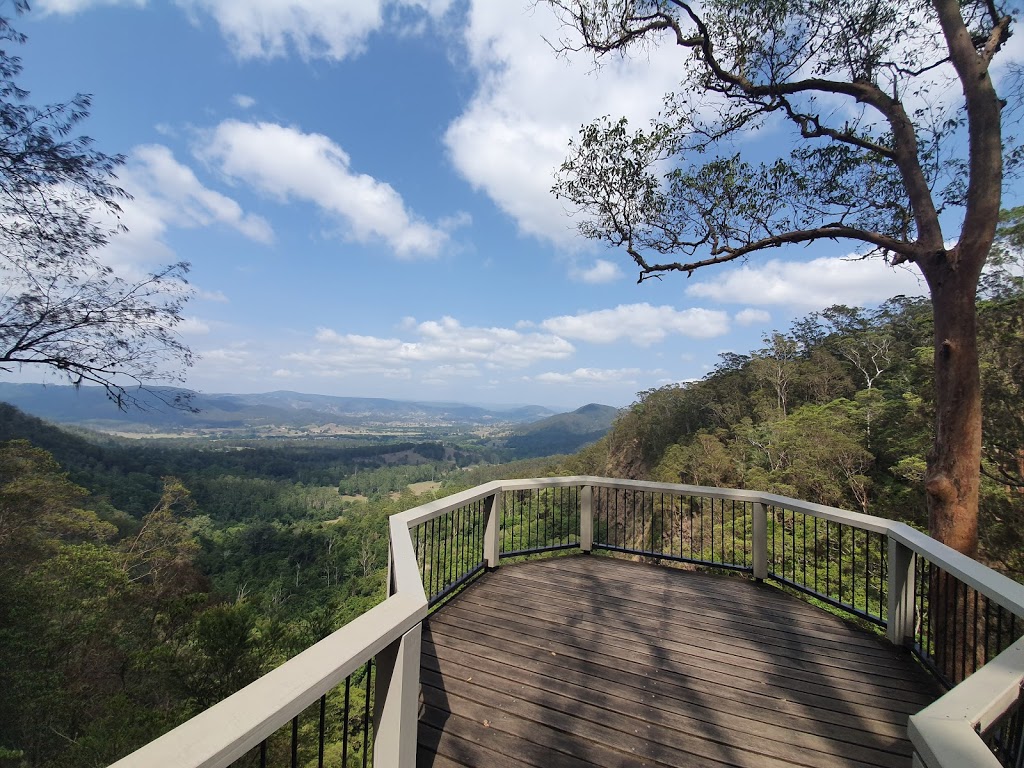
[0,6,192,408]
[979,206,1024,490]
[546,0,1018,556]
[581,282,1022,578]
[0,255,1021,764]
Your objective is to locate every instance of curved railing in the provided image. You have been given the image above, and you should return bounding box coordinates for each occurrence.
[109,477,1024,768]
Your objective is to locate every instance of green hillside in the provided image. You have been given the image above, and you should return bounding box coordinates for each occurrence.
[561,283,1023,580]
[503,403,619,458]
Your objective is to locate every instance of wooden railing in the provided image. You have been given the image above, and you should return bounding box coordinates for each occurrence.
[108,477,1024,768]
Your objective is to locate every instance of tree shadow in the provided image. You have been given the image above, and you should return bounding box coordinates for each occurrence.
[416,553,942,767]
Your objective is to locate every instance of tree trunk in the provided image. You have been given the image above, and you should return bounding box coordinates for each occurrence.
[921,252,984,558]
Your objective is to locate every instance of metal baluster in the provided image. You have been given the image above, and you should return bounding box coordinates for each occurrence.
[363,661,372,768]
[318,694,326,768]
[342,676,350,768]
[290,715,298,768]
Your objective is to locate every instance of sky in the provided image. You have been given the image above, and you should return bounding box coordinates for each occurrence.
[9,1,1018,410]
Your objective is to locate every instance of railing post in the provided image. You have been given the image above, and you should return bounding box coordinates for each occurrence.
[752,501,768,581]
[483,492,501,568]
[373,622,422,768]
[580,485,593,553]
[887,536,917,646]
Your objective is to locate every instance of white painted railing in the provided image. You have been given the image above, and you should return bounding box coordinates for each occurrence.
[107,477,1024,768]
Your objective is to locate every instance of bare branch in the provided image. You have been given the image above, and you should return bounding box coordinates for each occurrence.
[626,222,916,278]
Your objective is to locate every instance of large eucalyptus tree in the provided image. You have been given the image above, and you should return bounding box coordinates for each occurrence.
[547,0,1017,556]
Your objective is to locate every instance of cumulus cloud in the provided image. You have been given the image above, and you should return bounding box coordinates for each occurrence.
[198,120,459,257]
[174,0,452,60]
[177,317,212,335]
[287,316,574,378]
[444,3,684,246]
[570,259,623,284]
[735,308,772,326]
[233,94,257,109]
[541,304,730,346]
[129,144,274,243]
[94,144,271,279]
[198,289,230,303]
[534,368,640,385]
[202,347,253,366]
[686,256,926,309]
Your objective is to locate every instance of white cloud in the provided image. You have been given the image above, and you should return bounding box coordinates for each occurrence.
[571,259,623,284]
[542,303,730,346]
[233,94,257,109]
[686,256,926,309]
[199,120,457,258]
[93,144,271,280]
[177,317,211,335]
[175,0,452,60]
[129,144,274,243]
[202,347,252,365]
[535,368,640,385]
[288,316,574,378]
[35,0,144,13]
[735,308,772,326]
[445,2,684,246]
[198,289,230,303]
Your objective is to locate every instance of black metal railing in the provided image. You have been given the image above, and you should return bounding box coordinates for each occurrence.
[978,682,1024,768]
[591,487,752,570]
[913,555,1024,689]
[499,485,579,558]
[412,498,487,607]
[766,507,888,625]
[232,661,374,768]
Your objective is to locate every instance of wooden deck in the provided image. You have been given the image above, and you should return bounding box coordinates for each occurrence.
[416,554,942,768]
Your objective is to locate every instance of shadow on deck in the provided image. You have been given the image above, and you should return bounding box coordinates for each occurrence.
[416,554,942,768]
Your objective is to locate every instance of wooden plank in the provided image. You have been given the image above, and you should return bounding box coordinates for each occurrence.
[422,678,805,768]
[423,622,912,739]
[422,630,912,748]
[422,646,912,767]
[427,615,920,724]
[518,556,896,648]
[431,608,931,712]
[455,580,922,679]
[418,556,938,768]
[488,557,936,687]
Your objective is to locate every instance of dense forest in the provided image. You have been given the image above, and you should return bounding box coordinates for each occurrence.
[0,405,560,767]
[1,216,1021,766]
[563,219,1024,580]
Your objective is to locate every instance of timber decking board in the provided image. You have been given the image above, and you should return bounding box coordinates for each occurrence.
[416,554,941,768]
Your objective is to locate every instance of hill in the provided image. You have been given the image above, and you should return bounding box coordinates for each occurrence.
[0,383,559,436]
[503,403,620,458]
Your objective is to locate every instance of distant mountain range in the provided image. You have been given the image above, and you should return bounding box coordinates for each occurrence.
[0,383,573,435]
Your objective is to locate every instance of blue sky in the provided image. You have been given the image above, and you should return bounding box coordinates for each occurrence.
[12,0,1012,410]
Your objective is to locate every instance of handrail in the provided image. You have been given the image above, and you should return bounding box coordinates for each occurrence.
[106,476,1024,768]
[909,636,1024,768]
[106,594,426,768]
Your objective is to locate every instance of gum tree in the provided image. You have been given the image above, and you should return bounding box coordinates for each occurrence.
[547,0,1017,556]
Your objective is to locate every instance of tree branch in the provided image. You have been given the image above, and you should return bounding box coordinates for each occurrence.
[626,223,917,278]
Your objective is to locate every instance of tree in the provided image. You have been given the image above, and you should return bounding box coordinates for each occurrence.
[547,0,1017,556]
[0,4,193,409]
[749,331,799,416]
[979,206,1024,491]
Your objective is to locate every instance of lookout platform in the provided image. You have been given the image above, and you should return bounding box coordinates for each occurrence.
[417,555,941,768]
